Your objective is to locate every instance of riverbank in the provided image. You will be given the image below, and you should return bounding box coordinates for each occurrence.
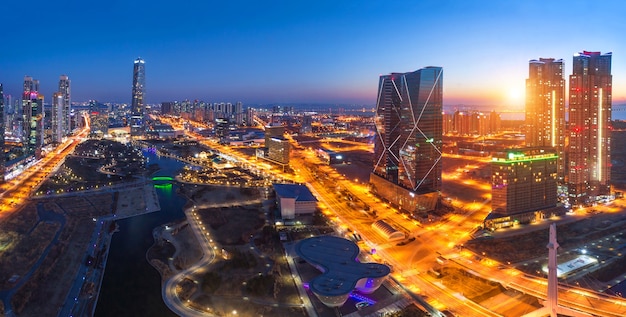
[58,183,161,317]
[0,180,160,317]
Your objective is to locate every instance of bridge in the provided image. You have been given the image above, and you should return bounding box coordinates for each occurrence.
[152,176,175,189]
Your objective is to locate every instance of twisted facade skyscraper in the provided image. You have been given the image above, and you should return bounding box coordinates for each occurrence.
[370,67,443,213]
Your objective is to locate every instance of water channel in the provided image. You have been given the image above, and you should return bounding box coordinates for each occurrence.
[95,151,184,316]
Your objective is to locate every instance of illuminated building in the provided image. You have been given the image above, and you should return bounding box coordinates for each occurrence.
[301,115,313,134]
[130,58,145,137]
[488,110,501,134]
[234,101,244,126]
[445,110,501,136]
[525,58,566,181]
[371,219,405,241]
[442,112,454,134]
[261,124,290,165]
[52,92,63,143]
[58,75,71,135]
[316,148,343,165]
[214,118,229,141]
[486,147,559,228]
[295,236,390,307]
[0,84,4,182]
[568,51,612,205]
[245,107,255,126]
[273,183,317,220]
[370,67,443,214]
[22,76,44,158]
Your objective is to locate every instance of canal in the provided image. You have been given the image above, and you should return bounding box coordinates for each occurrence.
[95,151,186,316]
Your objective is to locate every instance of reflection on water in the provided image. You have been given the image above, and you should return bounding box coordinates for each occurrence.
[95,152,186,317]
[155,183,173,196]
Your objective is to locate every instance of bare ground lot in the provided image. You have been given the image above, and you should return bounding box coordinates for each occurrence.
[466,211,626,283]
[0,193,113,316]
[428,265,542,317]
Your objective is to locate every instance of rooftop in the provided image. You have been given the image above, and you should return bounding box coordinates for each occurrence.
[273,184,317,202]
[295,236,390,297]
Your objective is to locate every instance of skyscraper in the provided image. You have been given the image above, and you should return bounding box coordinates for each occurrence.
[131,58,146,137]
[525,58,566,181]
[58,75,71,135]
[568,51,612,205]
[0,84,4,183]
[370,67,443,214]
[22,76,43,158]
[52,92,64,143]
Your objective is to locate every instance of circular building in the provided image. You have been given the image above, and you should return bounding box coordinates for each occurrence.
[295,236,390,307]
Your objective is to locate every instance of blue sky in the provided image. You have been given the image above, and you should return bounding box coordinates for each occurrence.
[2,0,625,109]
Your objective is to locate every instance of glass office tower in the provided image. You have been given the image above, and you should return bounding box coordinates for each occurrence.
[370,67,443,214]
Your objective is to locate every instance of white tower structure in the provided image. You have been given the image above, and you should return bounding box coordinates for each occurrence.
[522,223,592,317]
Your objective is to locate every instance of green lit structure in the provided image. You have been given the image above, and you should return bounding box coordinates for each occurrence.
[485,147,563,229]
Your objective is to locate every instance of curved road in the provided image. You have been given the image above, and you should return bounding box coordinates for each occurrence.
[162,205,217,316]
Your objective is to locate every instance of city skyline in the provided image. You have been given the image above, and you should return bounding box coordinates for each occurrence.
[1,1,626,108]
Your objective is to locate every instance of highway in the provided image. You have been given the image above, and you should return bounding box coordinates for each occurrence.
[0,113,91,216]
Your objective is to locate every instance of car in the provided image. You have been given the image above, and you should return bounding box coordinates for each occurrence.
[355,301,371,310]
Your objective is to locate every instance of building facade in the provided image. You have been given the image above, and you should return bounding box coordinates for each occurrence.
[58,75,71,135]
[370,67,443,213]
[525,58,566,181]
[130,58,145,137]
[52,92,64,143]
[263,125,289,165]
[22,76,44,158]
[273,183,317,220]
[491,148,558,215]
[0,84,4,182]
[486,148,560,229]
[568,51,612,205]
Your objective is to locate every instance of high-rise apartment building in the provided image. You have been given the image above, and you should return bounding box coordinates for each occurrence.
[58,75,71,135]
[370,67,443,214]
[525,58,566,181]
[0,84,4,183]
[131,58,146,137]
[246,107,255,127]
[568,51,612,205]
[52,92,63,143]
[234,101,244,126]
[22,76,44,158]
